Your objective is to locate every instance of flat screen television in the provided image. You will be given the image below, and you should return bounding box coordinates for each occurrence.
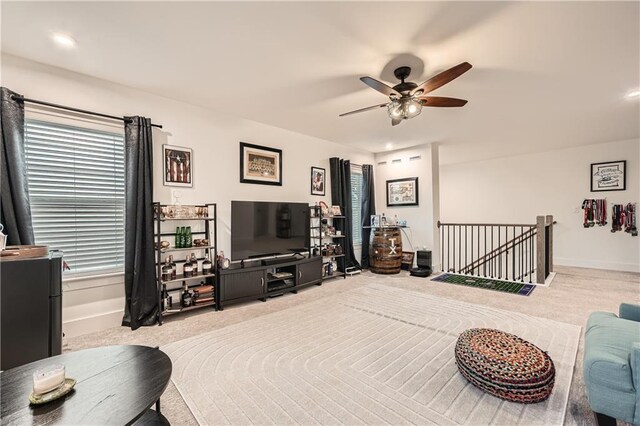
[231,201,310,261]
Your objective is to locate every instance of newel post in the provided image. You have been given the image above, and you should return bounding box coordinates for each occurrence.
[546,215,554,273]
[536,216,546,284]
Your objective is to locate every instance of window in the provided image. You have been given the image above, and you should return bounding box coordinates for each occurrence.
[351,165,363,245]
[24,120,125,276]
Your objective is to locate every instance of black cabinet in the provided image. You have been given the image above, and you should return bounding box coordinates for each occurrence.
[297,257,322,287]
[0,252,63,370]
[220,269,265,303]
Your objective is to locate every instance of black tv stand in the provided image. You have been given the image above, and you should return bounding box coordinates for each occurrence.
[219,256,322,309]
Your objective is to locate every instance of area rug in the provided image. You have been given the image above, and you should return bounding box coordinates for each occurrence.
[162,283,580,425]
[432,273,536,296]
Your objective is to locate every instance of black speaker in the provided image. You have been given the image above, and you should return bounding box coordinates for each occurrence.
[416,251,432,269]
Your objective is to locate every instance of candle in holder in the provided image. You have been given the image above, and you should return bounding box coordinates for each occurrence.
[33,365,66,395]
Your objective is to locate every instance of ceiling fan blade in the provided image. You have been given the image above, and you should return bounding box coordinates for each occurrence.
[360,76,400,97]
[411,62,472,95]
[339,103,389,117]
[419,96,468,107]
[391,118,402,126]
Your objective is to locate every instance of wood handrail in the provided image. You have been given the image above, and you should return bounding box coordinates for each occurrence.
[438,221,536,228]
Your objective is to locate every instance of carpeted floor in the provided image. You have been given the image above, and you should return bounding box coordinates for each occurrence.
[64,266,640,425]
[163,283,580,425]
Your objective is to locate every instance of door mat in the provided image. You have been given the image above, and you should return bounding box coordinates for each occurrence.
[431,273,535,296]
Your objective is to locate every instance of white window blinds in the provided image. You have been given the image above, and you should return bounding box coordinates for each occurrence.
[24,120,125,276]
[351,166,363,245]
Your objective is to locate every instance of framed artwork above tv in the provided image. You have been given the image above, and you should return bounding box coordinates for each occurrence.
[240,142,282,186]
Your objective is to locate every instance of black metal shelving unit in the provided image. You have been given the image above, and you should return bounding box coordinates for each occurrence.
[310,205,347,281]
[153,202,218,325]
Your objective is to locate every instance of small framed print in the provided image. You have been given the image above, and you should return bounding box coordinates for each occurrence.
[240,142,282,186]
[370,214,381,228]
[331,205,342,216]
[591,160,626,192]
[311,167,325,196]
[163,144,193,187]
[387,177,419,206]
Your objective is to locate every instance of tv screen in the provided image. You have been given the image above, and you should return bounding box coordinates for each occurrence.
[231,201,310,260]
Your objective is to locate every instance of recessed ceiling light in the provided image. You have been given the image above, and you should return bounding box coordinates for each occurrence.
[51,33,77,49]
[626,89,640,99]
[385,143,394,150]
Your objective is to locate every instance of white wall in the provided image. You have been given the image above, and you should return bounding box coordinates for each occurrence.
[1,54,373,337]
[373,144,440,269]
[440,138,640,272]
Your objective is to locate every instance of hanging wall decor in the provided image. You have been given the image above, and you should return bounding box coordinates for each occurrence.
[239,142,282,186]
[311,166,325,196]
[611,203,638,236]
[386,177,419,206]
[581,199,607,227]
[163,144,193,187]
[590,160,626,192]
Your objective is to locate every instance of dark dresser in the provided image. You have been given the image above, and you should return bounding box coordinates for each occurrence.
[0,251,63,370]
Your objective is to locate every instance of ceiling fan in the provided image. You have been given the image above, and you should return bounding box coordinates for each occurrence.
[339,62,472,126]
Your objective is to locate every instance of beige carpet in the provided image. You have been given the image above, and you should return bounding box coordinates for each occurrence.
[163,282,580,425]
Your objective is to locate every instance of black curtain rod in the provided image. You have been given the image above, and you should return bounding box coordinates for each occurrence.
[11,95,163,129]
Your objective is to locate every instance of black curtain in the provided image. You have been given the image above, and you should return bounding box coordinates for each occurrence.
[360,164,376,268]
[122,116,157,330]
[0,87,34,245]
[329,157,360,271]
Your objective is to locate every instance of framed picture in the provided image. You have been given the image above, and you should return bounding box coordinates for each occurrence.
[370,214,381,228]
[240,142,282,186]
[401,251,415,270]
[591,160,626,192]
[387,177,419,206]
[311,167,325,196]
[163,144,193,187]
[331,205,342,216]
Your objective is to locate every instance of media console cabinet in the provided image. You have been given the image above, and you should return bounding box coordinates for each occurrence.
[218,256,323,309]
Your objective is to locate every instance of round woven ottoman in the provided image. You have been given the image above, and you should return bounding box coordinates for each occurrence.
[454,328,555,403]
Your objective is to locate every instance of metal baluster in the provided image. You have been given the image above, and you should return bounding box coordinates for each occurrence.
[471,226,474,275]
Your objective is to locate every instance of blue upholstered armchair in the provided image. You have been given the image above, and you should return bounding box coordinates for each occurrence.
[584,303,640,425]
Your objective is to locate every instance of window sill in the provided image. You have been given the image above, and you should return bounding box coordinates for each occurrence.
[63,272,124,292]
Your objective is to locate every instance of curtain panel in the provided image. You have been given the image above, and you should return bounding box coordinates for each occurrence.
[0,87,34,245]
[329,157,360,271]
[360,164,376,268]
[122,116,157,330]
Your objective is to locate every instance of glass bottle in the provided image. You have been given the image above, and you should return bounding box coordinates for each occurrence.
[162,284,170,311]
[162,259,172,281]
[190,253,199,275]
[175,226,182,248]
[186,226,192,247]
[202,253,213,274]
[169,255,177,278]
[183,255,193,277]
[181,283,192,307]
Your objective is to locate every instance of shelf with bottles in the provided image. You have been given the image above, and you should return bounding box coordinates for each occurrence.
[161,281,216,315]
[154,202,218,325]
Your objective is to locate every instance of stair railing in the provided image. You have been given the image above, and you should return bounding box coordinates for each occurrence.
[438,215,554,284]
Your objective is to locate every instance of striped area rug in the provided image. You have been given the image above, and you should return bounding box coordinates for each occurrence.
[163,283,580,425]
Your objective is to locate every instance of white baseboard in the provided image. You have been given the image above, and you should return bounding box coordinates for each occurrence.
[554,257,640,273]
[63,309,124,338]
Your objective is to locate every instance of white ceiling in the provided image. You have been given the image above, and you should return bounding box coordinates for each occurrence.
[2,1,639,163]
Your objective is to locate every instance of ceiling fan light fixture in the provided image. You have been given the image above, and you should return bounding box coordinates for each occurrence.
[388,98,422,120]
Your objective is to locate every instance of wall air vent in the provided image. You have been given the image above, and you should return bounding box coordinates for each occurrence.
[377,161,387,166]
[409,155,422,161]
[392,159,402,164]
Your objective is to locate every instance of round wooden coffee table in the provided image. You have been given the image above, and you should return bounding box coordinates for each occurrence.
[1,345,172,425]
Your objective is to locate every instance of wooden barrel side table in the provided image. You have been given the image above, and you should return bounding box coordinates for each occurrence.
[369,226,403,274]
